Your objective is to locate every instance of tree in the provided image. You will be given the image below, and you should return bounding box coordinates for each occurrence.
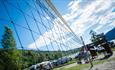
[0,26,21,70]
[1,26,16,49]
[90,30,107,46]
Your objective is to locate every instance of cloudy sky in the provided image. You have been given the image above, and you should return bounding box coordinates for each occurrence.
[28,0,115,50]
[0,0,115,51]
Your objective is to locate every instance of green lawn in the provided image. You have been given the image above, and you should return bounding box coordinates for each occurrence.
[53,57,115,70]
[112,48,115,51]
[54,48,115,70]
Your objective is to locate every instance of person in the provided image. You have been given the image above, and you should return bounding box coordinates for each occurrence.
[46,63,51,70]
[76,51,83,64]
[87,44,97,59]
[40,64,45,70]
[101,42,113,58]
[83,49,90,63]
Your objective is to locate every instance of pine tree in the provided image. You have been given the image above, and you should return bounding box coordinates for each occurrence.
[1,26,16,49]
[0,26,21,70]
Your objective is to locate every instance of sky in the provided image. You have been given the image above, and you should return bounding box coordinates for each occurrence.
[0,0,115,51]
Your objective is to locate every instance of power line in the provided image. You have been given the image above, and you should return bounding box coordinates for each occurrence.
[1,0,80,57]
[37,0,81,46]
[46,0,82,44]
[37,0,67,56]
[5,0,51,30]
[1,0,25,67]
[36,0,80,56]
[1,0,80,52]
[1,0,24,50]
[15,0,40,52]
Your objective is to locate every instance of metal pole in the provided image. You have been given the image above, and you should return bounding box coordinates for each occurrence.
[80,36,93,70]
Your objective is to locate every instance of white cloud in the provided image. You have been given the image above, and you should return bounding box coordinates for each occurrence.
[28,19,69,50]
[67,0,74,7]
[65,0,114,44]
[28,0,115,50]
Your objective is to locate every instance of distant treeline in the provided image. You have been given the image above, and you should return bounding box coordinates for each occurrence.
[0,26,80,70]
[0,47,80,69]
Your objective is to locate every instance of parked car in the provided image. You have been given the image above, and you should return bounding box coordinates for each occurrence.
[29,61,53,70]
[29,65,35,70]
[29,64,40,70]
[51,60,59,67]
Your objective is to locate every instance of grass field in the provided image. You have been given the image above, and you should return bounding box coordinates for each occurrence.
[54,57,115,70]
[112,48,115,51]
[54,49,115,70]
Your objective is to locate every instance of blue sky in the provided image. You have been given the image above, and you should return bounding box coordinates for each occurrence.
[0,0,115,51]
[0,0,71,50]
